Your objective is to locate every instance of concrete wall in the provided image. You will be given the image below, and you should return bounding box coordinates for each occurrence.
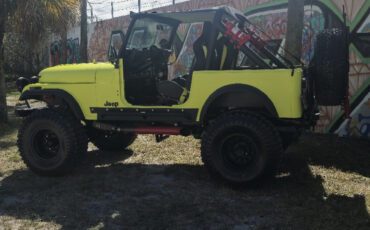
[49,0,370,137]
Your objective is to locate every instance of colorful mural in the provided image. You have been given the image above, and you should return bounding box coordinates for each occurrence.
[50,41,61,66]
[336,92,370,138]
[168,23,204,79]
[50,38,80,66]
[245,1,369,137]
[247,6,325,64]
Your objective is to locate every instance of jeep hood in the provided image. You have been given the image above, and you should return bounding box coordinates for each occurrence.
[39,63,114,83]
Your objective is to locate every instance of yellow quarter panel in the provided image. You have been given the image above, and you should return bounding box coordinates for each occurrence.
[187,69,303,119]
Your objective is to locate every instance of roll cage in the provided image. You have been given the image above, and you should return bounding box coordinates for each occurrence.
[119,6,291,70]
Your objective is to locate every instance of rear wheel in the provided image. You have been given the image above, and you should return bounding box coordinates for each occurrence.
[17,109,87,176]
[89,129,137,152]
[201,112,283,185]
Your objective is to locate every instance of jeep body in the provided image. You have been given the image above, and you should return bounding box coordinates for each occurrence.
[19,7,308,126]
[16,7,335,185]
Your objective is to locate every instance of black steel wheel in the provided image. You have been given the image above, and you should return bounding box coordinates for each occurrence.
[219,133,258,171]
[33,130,60,160]
[17,109,87,176]
[201,112,283,185]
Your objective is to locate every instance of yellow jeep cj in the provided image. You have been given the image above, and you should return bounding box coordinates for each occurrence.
[15,7,349,185]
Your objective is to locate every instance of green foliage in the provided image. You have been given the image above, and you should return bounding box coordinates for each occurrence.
[11,0,80,48]
[0,0,81,122]
[4,30,49,76]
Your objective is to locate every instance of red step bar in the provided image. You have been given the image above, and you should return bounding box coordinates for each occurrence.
[129,126,181,135]
[93,122,182,135]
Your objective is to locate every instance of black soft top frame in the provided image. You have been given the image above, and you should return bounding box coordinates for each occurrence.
[124,6,289,70]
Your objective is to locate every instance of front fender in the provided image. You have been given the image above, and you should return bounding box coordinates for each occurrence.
[18,89,84,120]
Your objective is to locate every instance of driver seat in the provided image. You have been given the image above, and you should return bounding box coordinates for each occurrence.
[157,80,188,105]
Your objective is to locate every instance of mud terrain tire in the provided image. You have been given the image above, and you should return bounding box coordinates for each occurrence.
[17,109,87,176]
[201,112,283,185]
[313,28,349,106]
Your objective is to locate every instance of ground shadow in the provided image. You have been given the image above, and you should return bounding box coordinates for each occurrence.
[0,140,17,149]
[288,134,370,178]
[0,137,369,229]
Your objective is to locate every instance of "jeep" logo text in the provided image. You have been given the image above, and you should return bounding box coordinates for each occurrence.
[104,101,119,107]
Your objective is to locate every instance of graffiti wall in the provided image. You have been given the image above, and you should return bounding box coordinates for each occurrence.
[50,38,80,66]
[87,0,274,63]
[244,0,370,138]
[336,92,370,138]
[247,5,325,64]
[58,0,369,137]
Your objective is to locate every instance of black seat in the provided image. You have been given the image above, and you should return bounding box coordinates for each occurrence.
[193,22,213,70]
[215,36,238,70]
[157,80,187,104]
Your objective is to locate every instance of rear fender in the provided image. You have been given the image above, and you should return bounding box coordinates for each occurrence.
[200,84,278,122]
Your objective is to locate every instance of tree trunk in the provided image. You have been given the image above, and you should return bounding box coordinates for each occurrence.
[0,22,8,123]
[285,0,304,65]
[60,28,68,64]
[80,0,88,63]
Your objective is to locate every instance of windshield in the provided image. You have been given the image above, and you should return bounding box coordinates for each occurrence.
[127,17,174,50]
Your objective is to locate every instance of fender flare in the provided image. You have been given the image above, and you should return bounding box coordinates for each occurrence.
[20,89,84,120]
[200,84,278,122]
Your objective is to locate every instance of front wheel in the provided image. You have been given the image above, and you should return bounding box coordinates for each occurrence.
[17,109,87,176]
[201,112,283,185]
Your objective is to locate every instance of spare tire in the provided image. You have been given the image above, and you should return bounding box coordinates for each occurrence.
[311,28,349,106]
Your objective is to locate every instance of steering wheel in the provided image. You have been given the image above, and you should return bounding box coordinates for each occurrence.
[159,39,170,49]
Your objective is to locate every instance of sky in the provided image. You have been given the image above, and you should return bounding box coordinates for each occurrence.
[87,0,189,21]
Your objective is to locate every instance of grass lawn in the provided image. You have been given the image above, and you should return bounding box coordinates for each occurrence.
[0,97,369,229]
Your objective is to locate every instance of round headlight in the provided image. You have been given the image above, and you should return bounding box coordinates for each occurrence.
[30,76,39,83]
[16,77,30,92]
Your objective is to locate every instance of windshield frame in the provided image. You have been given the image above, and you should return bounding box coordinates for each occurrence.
[120,14,180,57]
